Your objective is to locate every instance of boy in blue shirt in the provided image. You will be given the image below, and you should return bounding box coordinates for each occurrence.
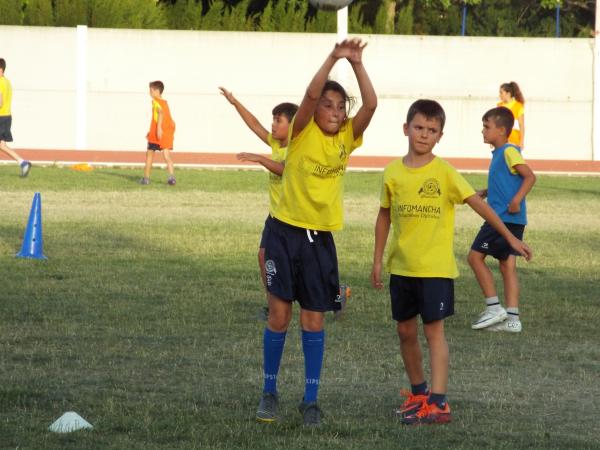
[469,107,536,332]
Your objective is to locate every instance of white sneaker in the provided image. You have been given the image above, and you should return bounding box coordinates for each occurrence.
[485,319,522,333]
[471,308,507,329]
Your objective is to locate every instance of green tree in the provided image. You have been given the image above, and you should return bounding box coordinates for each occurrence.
[0,0,23,25]
[54,0,88,26]
[165,0,203,30]
[23,0,53,26]
[395,0,414,34]
[89,0,166,29]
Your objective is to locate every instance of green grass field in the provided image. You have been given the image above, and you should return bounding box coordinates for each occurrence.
[1,165,599,449]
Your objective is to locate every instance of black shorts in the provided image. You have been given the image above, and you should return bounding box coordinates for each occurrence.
[0,116,13,142]
[471,221,525,260]
[389,275,454,324]
[147,142,161,151]
[263,217,340,312]
[259,215,273,249]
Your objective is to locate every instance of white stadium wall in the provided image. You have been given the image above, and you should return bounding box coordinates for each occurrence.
[0,25,595,160]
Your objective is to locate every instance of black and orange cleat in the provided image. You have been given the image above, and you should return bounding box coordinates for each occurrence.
[333,285,351,320]
[392,389,429,418]
[401,400,452,425]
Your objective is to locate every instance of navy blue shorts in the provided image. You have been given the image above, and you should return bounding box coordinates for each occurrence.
[471,221,525,260]
[389,275,454,324]
[147,142,161,151]
[263,217,340,312]
[0,116,13,142]
[259,215,272,249]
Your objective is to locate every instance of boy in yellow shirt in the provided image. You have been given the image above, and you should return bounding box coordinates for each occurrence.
[0,58,31,177]
[219,86,297,320]
[371,99,532,425]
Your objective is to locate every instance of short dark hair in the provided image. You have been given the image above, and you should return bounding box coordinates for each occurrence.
[0,58,6,71]
[322,79,356,116]
[149,80,164,94]
[482,107,514,137]
[406,99,446,130]
[272,102,298,122]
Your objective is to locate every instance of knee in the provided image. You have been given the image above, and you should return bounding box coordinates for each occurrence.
[467,250,480,268]
[267,311,290,332]
[396,321,417,342]
[499,258,516,276]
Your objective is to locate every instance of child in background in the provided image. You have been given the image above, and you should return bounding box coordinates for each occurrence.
[0,58,31,177]
[141,81,176,185]
[497,81,525,150]
[257,38,377,426]
[219,86,297,320]
[371,100,531,425]
[469,106,536,332]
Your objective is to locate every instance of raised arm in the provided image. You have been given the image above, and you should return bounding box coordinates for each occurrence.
[219,87,269,145]
[293,39,367,138]
[465,194,532,261]
[371,207,391,289]
[346,42,377,140]
[237,152,284,176]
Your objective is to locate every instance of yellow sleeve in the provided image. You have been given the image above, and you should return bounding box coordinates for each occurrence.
[380,170,392,208]
[504,146,525,175]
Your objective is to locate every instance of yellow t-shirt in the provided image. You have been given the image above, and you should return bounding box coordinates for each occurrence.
[498,99,524,146]
[266,134,287,213]
[504,145,525,175]
[381,157,476,279]
[273,117,362,231]
[0,76,12,116]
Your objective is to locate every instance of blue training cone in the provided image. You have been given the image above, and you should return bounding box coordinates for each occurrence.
[16,192,47,259]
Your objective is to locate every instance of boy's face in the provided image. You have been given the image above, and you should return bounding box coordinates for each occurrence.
[314,90,346,135]
[403,113,443,156]
[482,118,506,146]
[271,114,290,142]
[149,87,160,99]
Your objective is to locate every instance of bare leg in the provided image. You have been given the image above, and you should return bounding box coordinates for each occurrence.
[267,293,292,332]
[423,320,448,394]
[143,150,154,179]
[162,148,175,177]
[0,141,23,164]
[300,309,325,332]
[467,250,497,298]
[499,256,519,309]
[397,317,426,386]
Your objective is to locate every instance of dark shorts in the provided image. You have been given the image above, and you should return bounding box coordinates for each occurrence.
[0,116,13,142]
[390,275,454,324]
[147,142,161,151]
[259,215,273,249]
[471,221,525,260]
[263,217,340,312]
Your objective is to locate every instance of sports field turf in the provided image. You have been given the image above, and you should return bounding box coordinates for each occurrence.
[0,166,599,449]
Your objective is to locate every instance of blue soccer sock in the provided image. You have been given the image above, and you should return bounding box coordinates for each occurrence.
[302,329,325,403]
[411,381,429,396]
[263,328,287,394]
[428,393,448,409]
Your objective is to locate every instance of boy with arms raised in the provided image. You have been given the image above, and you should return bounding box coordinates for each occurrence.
[371,100,532,425]
[219,86,297,319]
[469,107,536,332]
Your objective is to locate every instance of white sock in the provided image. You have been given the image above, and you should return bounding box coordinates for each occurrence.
[485,296,502,311]
[506,307,520,321]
